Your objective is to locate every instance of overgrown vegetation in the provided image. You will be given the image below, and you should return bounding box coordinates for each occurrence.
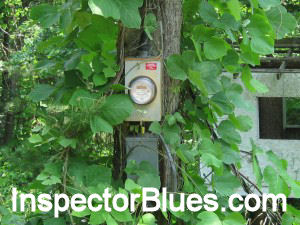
[1,0,300,224]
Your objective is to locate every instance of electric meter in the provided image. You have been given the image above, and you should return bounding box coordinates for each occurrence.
[129,77,156,105]
[125,58,162,121]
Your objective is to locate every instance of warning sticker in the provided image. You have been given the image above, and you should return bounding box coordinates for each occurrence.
[146,63,157,70]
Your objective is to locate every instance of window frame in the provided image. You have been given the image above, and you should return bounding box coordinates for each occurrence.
[283,97,300,129]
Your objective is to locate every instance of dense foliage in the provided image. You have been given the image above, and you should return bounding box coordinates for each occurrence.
[1,0,300,225]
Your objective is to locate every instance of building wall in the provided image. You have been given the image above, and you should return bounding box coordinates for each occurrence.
[237,72,300,192]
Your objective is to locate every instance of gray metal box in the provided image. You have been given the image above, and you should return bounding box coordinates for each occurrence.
[125,57,162,121]
[125,135,159,171]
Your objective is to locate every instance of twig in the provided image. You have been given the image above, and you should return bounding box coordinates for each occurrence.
[237,169,263,195]
[0,27,10,35]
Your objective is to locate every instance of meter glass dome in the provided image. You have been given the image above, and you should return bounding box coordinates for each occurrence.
[129,77,156,105]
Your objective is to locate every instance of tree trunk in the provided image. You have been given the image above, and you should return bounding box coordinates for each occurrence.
[158,0,183,193]
[112,0,183,191]
[0,15,15,146]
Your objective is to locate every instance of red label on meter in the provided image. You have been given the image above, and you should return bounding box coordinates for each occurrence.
[146,63,157,70]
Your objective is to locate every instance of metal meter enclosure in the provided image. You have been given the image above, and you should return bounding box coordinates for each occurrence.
[125,57,162,121]
[126,135,159,173]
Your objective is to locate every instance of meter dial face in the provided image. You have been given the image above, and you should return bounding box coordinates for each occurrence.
[129,77,157,105]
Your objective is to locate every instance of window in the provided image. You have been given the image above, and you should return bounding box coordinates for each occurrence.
[259,97,300,139]
[283,98,300,128]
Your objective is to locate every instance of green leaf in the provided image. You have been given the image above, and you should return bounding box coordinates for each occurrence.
[162,123,181,146]
[177,144,197,164]
[90,115,113,133]
[183,0,201,22]
[100,95,134,125]
[197,212,222,225]
[75,16,118,52]
[223,213,246,225]
[88,0,120,20]
[103,66,117,78]
[281,213,294,225]
[1,214,25,225]
[188,70,207,95]
[266,6,297,39]
[166,55,188,80]
[247,14,275,55]
[199,138,223,169]
[251,140,263,189]
[111,209,132,222]
[64,70,86,88]
[42,176,61,185]
[174,112,186,124]
[149,122,161,135]
[69,89,95,109]
[31,4,60,28]
[222,50,240,73]
[64,52,82,71]
[0,206,9,216]
[93,74,107,86]
[144,13,158,40]
[250,0,259,8]
[250,79,269,93]
[90,211,106,225]
[138,173,161,189]
[250,36,274,55]
[199,1,218,24]
[241,66,268,94]
[192,24,216,43]
[240,41,260,66]
[166,115,176,126]
[78,61,93,79]
[37,163,62,185]
[72,208,91,217]
[224,81,254,111]
[204,37,228,60]
[284,205,300,224]
[85,165,112,186]
[211,92,234,115]
[265,151,300,197]
[106,214,118,225]
[222,143,241,165]
[28,134,43,144]
[189,61,222,96]
[214,170,240,196]
[229,115,253,132]
[218,13,240,32]
[264,166,290,196]
[125,179,141,192]
[58,137,77,148]
[88,0,143,28]
[44,218,66,225]
[258,0,280,9]
[227,0,241,21]
[29,84,55,102]
[217,120,241,144]
[241,66,256,92]
[201,153,222,168]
